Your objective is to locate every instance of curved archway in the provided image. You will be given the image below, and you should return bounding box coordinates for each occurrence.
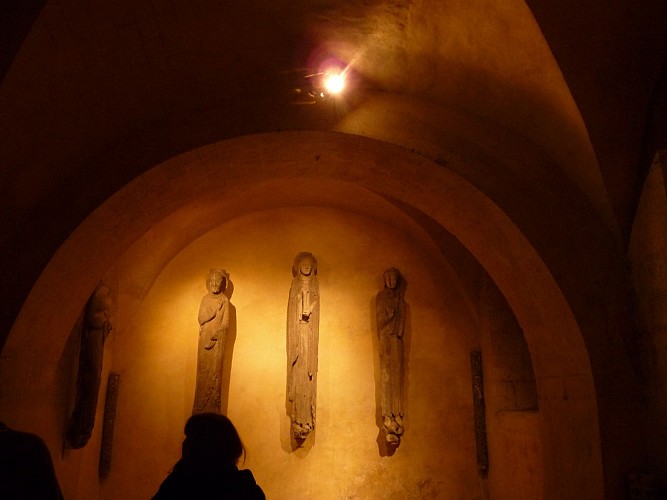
[1,131,602,498]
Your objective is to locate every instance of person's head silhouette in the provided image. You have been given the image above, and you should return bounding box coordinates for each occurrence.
[182,412,244,466]
[152,413,265,499]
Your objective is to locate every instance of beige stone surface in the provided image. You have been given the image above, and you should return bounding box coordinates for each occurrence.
[107,206,479,499]
[0,133,607,498]
[2,0,666,496]
[629,157,667,485]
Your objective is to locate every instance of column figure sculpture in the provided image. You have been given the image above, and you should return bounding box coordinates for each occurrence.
[67,283,113,449]
[286,252,320,441]
[193,269,230,414]
[376,267,406,446]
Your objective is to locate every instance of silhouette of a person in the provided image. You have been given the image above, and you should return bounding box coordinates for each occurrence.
[152,413,265,499]
[0,422,64,500]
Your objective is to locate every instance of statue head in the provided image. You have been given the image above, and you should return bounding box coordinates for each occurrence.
[293,252,318,278]
[383,267,402,290]
[206,269,227,294]
[85,283,113,329]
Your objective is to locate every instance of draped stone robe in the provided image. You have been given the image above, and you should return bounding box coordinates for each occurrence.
[287,273,320,439]
[193,291,229,414]
[67,283,113,449]
[376,280,405,423]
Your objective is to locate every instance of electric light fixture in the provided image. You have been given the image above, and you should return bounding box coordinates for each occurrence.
[323,72,345,94]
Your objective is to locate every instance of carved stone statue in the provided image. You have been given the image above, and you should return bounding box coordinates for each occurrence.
[286,252,320,441]
[376,267,406,446]
[193,269,230,414]
[67,283,113,449]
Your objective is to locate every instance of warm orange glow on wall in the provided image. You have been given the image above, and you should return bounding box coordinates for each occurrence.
[107,205,481,499]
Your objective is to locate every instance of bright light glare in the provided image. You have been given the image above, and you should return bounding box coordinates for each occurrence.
[324,73,345,94]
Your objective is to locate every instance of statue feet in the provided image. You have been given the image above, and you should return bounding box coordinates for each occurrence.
[383,414,404,446]
[292,420,313,440]
[386,433,400,445]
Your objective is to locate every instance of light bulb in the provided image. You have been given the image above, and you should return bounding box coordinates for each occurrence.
[324,73,345,94]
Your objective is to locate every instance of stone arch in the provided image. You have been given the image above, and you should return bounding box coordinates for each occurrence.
[2,131,602,498]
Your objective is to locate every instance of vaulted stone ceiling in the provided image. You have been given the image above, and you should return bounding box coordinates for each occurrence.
[2,3,667,498]
[1,0,666,349]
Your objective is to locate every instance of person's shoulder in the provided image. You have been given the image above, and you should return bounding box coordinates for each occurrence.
[235,469,265,499]
[0,426,48,452]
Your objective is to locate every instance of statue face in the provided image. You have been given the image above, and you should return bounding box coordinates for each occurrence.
[209,273,224,293]
[299,257,314,276]
[385,271,398,289]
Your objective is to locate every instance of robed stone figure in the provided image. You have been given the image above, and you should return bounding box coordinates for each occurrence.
[376,267,406,445]
[67,283,113,449]
[286,252,320,441]
[193,269,230,414]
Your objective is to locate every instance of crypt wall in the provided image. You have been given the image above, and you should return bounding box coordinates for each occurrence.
[0,132,602,498]
[96,203,541,499]
[101,206,492,499]
[628,154,667,488]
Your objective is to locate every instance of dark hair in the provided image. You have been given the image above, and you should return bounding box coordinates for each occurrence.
[182,413,245,466]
